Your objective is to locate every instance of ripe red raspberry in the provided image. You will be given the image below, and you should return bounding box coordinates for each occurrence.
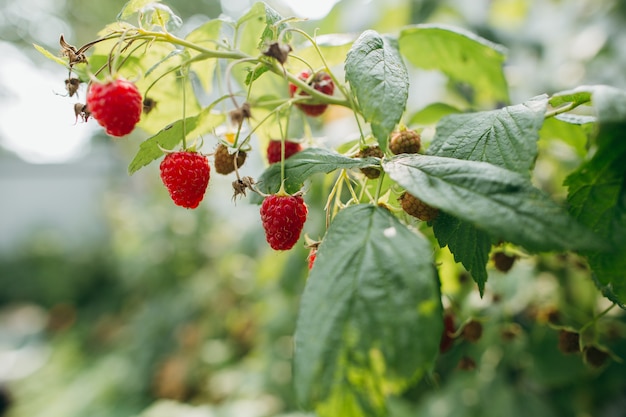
[355,145,384,179]
[214,144,247,175]
[389,129,421,155]
[260,193,308,250]
[267,140,302,164]
[289,69,334,117]
[160,151,210,209]
[86,78,142,137]
[399,191,439,221]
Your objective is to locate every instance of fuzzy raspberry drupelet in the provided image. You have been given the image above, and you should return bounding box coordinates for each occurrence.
[356,145,384,179]
[86,78,142,137]
[214,144,247,175]
[399,191,439,221]
[267,140,302,164]
[389,129,421,155]
[289,69,335,117]
[260,194,308,250]
[160,151,210,209]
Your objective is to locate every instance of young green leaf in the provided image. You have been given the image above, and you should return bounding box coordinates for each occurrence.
[399,24,509,105]
[428,96,548,176]
[33,43,69,67]
[185,19,223,93]
[345,30,409,150]
[432,212,492,295]
[251,148,381,202]
[128,116,199,175]
[294,205,442,411]
[549,86,593,109]
[383,154,605,252]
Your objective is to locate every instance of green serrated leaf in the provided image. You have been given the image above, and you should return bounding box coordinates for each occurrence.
[245,64,270,85]
[399,24,509,106]
[185,18,223,93]
[33,43,68,67]
[345,30,409,150]
[428,95,548,175]
[565,87,626,307]
[251,148,381,203]
[432,212,491,295]
[294,205,442,410]
[261,3,289,46]
[128,115,199,174]
[408,102,461,126]
[117,0,161,20]
[383,154,604,252]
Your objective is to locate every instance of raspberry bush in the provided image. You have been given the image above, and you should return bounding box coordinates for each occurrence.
[36,1,626,416]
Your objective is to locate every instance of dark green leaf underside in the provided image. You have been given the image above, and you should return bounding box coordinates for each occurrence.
[294,204,441,410]
[383,154,604,253]
[252,148,380,202]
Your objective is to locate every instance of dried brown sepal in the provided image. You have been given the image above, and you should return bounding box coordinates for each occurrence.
[143,97,157,114]
[355,146,384,179]
[74,103,90,123]
[231,176,257,201]
[60,35,88,66]
[263,41,292,65]
[65,78,81,97]
[229,102,252,127]
[399,191,439,221]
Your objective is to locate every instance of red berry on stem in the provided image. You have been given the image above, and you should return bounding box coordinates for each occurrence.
[267,140,302,164]
[160,151,210,209]
[260,194,308,250]
[86,78,142,137]
[289,69,334,117]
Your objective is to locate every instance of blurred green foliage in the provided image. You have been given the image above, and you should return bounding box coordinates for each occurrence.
[2,0,626,416]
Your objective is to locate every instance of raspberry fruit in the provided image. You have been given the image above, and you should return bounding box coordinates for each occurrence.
[492,251,517,272]
[389,128,421,155]
[86,78,142,137]
[356,146,384,179]
[461,320,483,343]
[289,69,334,117]
[214,144,247,175]
[399,191,439,221]
[160,151,210,209]
[267,140,302,164]
[558,330,580,354]
[439,313,456,353]
[260,193,308,250]
[583,345,610,368]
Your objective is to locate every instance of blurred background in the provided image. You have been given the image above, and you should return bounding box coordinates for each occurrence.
[1,0,626,416]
